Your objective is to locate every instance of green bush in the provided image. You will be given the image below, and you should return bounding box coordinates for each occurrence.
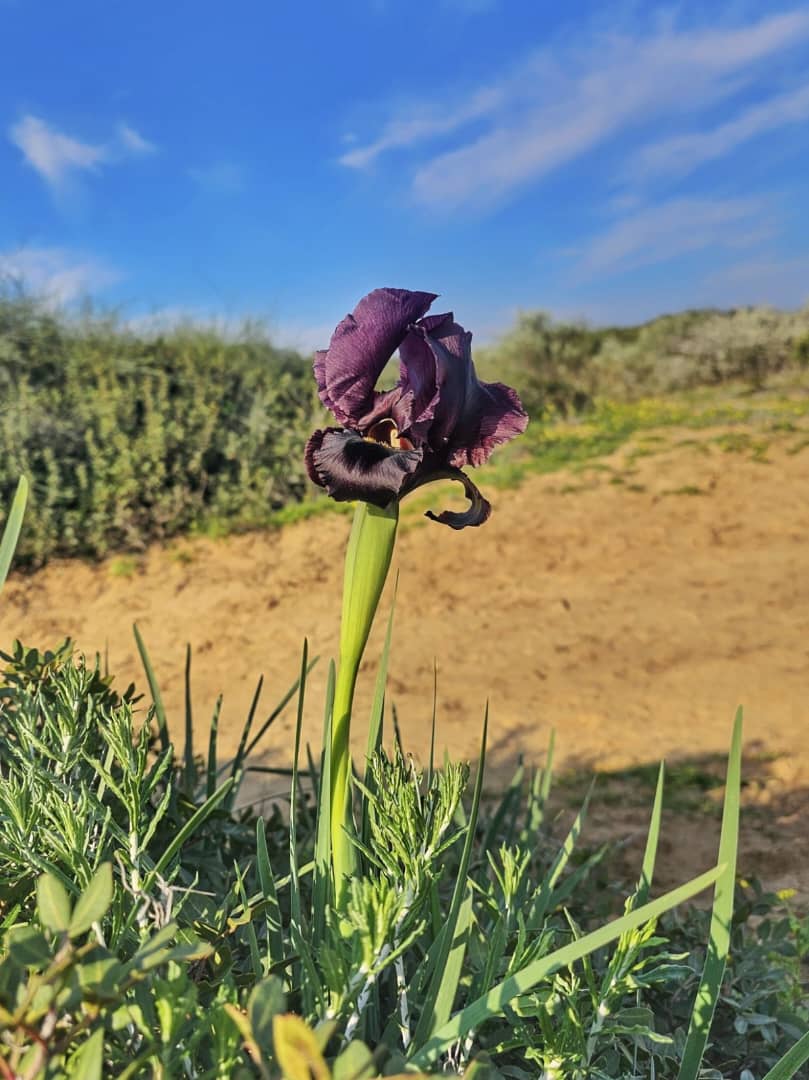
[795,332,809,370]
[479,304,809,415]
[0,290,317,565]
[477,311,601,418]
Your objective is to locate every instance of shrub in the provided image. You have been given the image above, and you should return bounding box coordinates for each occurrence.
[0,290,318,565]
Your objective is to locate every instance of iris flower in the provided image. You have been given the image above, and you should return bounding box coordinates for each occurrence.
[305,288,528,528]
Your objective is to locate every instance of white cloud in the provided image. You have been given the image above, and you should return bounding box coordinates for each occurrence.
[630,82,809,183]
[9,115,105,188]
[8,114,157,191]
[339,85,506,169]
[0,247,121,305]
[341,9,809,209]
[117,123,157,156]
[575,197,773,276]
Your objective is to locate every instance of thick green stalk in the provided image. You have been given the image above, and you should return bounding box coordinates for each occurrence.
[331,500,398,902]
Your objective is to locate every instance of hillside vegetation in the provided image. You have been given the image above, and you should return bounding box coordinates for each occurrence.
[2,288,808,564]
[476,304,809,418]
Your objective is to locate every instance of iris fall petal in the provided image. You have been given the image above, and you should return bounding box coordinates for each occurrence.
[305,427,423,508]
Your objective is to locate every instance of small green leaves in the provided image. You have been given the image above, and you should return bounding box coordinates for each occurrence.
[332,1041,375,1079]
[69,863,113,937]
[37,872,72,934]
[7,924,52,967]
[66,1026,104,1079]
[36,865,113,939]
[249,976,287,1054]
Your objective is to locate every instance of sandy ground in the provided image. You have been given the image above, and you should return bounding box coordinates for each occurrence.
[2,425,808,899]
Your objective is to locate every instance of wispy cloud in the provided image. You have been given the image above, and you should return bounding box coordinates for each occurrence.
[574,197,772,277]
[8,114,156,192]
[702,253,809,307]
[0,247,121,304]
[117,122,157,156]
[339,85,506,170]
[342,9,809,209]
[9,115,105,188]
[629,82,809,183]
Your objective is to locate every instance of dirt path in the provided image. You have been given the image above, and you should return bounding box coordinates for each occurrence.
[2,425,808,898]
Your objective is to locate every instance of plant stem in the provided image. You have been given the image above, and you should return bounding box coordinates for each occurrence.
[331,500,398,904]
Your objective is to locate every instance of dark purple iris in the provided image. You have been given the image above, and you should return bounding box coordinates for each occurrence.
[304,288,528,528]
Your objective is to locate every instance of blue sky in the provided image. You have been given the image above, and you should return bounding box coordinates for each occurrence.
[2,0,809,351]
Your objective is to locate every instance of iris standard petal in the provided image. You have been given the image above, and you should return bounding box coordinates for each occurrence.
[396,322,445,441]
[305,427,423,508]
[315,288,437,427]
[411,316,528,467]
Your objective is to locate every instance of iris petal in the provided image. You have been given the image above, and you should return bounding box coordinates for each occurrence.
[448,380,528,469]
[305,427,423,508]
[402,462,492,530]
[314,288,436,427]
[396,323,443,440]
[409,316,528,466]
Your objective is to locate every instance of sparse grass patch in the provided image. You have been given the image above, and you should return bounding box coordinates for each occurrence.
[108,554,140,578]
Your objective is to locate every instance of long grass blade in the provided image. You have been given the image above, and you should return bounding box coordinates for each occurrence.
[360,590,397,850]
[365,580,397,764]
[230,675,264,780]
[522,729,556,847]
[539,728,555,806]
[636,761,665,906]
[481,760,524,854]
[312,659,335,945]
[427,659,438,788]
[0,476,27,595]
[289,640,308,955]
[245,655,318,760]
[133,623,169,753]
[234,860,262,977]
[412,705,488,1048]
[528,781,594,929]
[431,887,474,1037]
[761,1030,809,1080]
[410,863,724,1068]
[206,694,223,799]
[183,644,194,794]
[676,707,743,1080]
[256,817,283,968]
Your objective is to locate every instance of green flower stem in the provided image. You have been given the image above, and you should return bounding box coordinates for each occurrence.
[331,500,398,903]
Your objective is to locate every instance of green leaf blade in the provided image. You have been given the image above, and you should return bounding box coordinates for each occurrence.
[37,871,72,934]
[69,863,113,937]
